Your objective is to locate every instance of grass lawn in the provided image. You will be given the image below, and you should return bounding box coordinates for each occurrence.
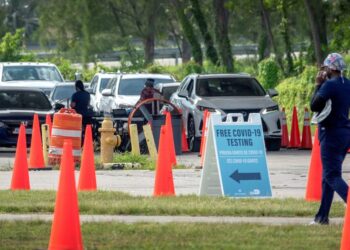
[0,221,343,250]
[0,190,346,217]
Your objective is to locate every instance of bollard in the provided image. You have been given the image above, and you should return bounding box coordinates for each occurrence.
[129,124,140,156]
[41,124,49,166]
[143,124,157,161]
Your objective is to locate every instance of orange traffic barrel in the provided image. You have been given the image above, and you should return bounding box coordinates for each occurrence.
[49,108,82,165]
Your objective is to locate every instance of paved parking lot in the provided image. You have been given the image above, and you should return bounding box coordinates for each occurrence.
[0,148,349,198]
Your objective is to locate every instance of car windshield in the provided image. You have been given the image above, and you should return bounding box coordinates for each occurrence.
[118,78,174,95]
[51,85,76,101]
[161,86,179,100]
[196,78,266,97]
[99,78,111,92]
[0,90,52,110]
[2,66,63,82]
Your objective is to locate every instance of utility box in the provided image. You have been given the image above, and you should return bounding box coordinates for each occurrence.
[151,114,182,155]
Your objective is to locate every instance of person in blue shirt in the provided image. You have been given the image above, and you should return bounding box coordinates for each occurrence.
[310,53,350,225]
[71,80,92,129]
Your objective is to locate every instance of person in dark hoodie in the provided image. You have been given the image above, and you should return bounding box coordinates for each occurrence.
[310,53,350,225]
[136,78,162,113]
[71,80,92,134]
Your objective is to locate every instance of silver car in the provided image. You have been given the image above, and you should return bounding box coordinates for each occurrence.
[170,74,281,152]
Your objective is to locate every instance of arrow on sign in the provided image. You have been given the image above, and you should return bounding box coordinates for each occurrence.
[230,170,261,183]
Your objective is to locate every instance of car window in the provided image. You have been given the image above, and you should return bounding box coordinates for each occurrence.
[196,78,266,97]
[186,79,194,96]
[0,90,52,110]
[178,77,189,91]
[118,78,174,95]
[161,86,180,100]
[2,66,63,82]
[90,76,98,93]
[99,78,112,92]
[106,78,117,93]
[51,85,76,101]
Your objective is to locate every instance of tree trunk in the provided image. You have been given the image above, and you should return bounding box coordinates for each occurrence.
[171,0,202,65]
[259,0,284,74]
[143,0,156,65]
[303,0,327,65]
[213,0,233,72]
[190,0,219,65]
[182,38,191,63]
[144,36,155,65]
[258,11,270,61]
[281,0,293,74]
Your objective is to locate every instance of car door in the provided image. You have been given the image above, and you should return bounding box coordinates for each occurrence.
[89,75,99,110]
[175,77,195,133]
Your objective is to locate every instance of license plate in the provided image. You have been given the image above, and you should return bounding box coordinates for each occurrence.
[13,128,32,134]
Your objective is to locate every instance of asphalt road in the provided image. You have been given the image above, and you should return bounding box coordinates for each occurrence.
[0,148,349,199]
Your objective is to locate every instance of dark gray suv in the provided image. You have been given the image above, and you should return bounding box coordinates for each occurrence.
[170,74,281,151]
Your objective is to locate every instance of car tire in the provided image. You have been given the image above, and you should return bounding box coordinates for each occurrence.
[265,138,281,151]
[187,116,201,152]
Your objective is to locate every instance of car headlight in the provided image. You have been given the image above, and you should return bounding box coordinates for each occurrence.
[262,105,279,114]
[196,105,216,112]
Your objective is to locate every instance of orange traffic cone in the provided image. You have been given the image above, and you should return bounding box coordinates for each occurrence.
[288,106,301,148]
[300,107,312,150]
[153,125,175,196]
[10,124,30,190]
[305,128,322,201]
[78,125,97,191]
[165,111,177,167]
[48,140,83,250]
[340,187,350,250]
[199,110,209,157]
[29,114,46,169]
[281,108,289,147]
[45,114,52,138]
[200,112,211,167]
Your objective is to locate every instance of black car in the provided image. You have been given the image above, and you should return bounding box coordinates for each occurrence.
[0,87,54,147]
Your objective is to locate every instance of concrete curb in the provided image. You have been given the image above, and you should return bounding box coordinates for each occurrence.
[0,214,344,225]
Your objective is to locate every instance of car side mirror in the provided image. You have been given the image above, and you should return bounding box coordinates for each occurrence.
[178,89,189,99]
[54,102,65,111]
[267,89,278,97]
[102,89,113,97]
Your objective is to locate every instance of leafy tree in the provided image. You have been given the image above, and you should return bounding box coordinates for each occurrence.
[213,0,233,72]
[303,0,328,65]
[171,0,203,65]
[278,0,294,75]
[259,0,284,75]
[189,0,219,65]
[0,29,24,61]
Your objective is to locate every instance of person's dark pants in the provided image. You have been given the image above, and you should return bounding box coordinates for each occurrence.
[315,127,350,222]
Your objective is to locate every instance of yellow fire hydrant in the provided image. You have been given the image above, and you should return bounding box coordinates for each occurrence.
[98,116,121,164]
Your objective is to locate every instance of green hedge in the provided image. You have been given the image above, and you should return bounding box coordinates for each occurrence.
[275,66,317,124]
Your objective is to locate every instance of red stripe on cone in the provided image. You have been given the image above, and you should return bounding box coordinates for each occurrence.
[305,128,322,201]
[29,113,45,169]
[78,125,97,191]
[49,140,83,250]
[153,126,175,196]
[288,106,301,148]
[340,187,350,250]
[11,124,30,190]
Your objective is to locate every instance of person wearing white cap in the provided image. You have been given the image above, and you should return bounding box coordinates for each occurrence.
[310,53,350,225]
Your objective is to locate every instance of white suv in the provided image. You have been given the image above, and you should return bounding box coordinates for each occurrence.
[99,73,175,113]
[0,62,64,96]
[87,72,120,112]
[170,74,282,151]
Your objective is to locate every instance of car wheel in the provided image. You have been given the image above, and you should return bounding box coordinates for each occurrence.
[265,138,281,151]
[187,116,201,152]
